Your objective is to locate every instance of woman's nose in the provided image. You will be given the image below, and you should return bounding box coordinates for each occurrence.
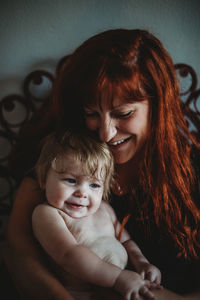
[99,117,117,142]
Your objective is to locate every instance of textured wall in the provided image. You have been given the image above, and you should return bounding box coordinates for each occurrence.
[0,0,199,99]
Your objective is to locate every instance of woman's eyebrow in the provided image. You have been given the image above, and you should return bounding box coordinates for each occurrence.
[83,105,98,111]
[84,102,135,111]
[112,103,135,110]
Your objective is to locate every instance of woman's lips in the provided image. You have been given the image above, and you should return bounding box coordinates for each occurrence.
[108,137,131,150]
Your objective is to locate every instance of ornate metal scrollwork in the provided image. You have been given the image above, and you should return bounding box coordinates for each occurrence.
[0,68,56,239]
[0,61,199,241]
[175,63,200,139]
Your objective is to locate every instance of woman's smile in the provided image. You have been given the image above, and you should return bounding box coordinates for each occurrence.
[108,136,133,158]
[108,135,138,164]
[108,136,131,146]
[84,99,149,164]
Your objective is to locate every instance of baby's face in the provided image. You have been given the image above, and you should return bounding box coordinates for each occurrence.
[45,154,104,218]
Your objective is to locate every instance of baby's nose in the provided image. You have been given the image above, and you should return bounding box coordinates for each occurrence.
[73,188,87,198]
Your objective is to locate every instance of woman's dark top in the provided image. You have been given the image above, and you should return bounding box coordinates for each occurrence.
[110,147,200,294]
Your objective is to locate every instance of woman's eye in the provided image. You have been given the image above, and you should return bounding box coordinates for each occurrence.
[115,111,134,119]
[63,178,76,184]
[90,183,101,189]
[84,111,99,118]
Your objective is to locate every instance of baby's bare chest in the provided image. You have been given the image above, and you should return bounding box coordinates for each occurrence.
[62,205,115,244]
[60,204,128,269]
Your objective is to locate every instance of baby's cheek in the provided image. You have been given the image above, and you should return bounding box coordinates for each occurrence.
[46,188,61,207]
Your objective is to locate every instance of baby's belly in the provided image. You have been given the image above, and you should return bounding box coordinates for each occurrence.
[49,237,127,290]
[87,236,128,269]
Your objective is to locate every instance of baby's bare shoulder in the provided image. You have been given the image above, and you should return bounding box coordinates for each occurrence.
[100,201,117,222]
[33,203,61,223]
[101,200,113,211]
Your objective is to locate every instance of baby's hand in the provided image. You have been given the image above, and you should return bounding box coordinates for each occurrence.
[113,269,156,300]
[136,262,162,285]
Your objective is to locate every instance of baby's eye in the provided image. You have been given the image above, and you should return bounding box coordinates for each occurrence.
[90,183,101,189]
[63,178,76,184]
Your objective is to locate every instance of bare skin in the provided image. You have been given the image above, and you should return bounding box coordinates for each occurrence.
[32,154,160,299]
[4,177,200,300]
[3,177,73,300]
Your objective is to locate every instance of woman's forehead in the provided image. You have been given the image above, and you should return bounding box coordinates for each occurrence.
[83,73,147,110]
[85,97,134,110]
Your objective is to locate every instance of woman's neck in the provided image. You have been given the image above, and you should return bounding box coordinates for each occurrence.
[113,147,145,195]
[113,158,139,195]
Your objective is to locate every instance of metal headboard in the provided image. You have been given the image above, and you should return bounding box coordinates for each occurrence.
[0,60,199,241]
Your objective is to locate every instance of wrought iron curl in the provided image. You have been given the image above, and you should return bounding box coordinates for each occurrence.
[0,68,56,223]
[175,63,198,96]
[175,64,200,135]
[23,70,55,102]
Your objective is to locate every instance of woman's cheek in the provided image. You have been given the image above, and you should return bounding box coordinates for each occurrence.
[85,119,97,131]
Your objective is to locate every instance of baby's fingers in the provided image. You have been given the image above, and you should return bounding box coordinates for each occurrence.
[149,282,163,290]
[140,270,145,279]
[139,284,155,300]
[146,270,161,285]
[153,275,162,285]
[146,271,156,282]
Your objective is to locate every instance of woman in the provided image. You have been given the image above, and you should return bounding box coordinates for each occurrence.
[3,29,200,299]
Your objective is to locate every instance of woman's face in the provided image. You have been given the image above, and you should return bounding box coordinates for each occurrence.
[84,98,149,164]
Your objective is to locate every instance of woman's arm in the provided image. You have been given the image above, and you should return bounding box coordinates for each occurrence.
[151,288,193,300]
[3,177,73,300]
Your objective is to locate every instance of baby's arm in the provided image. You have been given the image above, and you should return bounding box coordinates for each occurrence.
[105,202,161,285]
[123,239,162,284]
[32,204,155,300]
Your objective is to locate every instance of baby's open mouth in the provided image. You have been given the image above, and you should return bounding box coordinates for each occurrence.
[67,203,84,209]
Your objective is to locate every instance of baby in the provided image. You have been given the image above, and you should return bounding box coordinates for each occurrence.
[32,130,161,299]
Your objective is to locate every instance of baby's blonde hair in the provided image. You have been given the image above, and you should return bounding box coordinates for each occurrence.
[35,130,114,201]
